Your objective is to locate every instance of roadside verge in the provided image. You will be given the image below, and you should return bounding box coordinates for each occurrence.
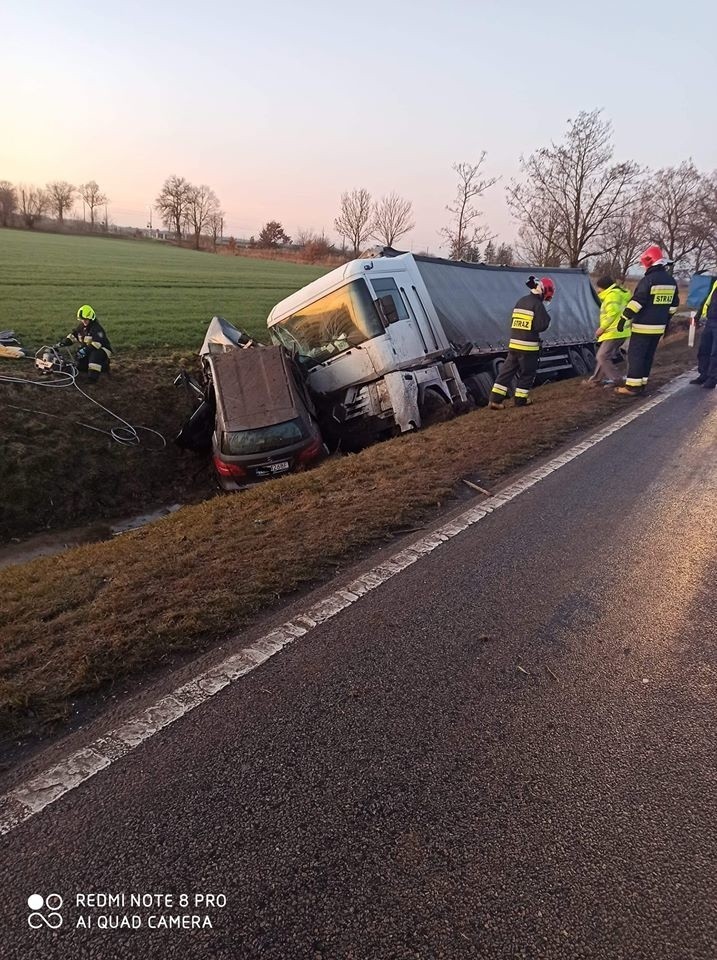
[0,337,694,745]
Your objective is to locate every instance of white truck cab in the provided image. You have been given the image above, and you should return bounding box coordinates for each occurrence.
[267,253,467,445]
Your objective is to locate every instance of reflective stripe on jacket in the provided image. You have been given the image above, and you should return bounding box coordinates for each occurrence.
[61,318,113,356]
[597,283,631,341]
[620,264,679,335]
[697,280,717,322]
[508,292,551,350]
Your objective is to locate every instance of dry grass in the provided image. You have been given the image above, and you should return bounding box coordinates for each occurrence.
[0,337,694,740]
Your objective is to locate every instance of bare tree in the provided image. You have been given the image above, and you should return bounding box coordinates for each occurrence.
[371,192,415,247]
[78,180,108,228]
[598,180,651,278]
[441,156,498,260]
[296,226,318,247]
[46,181,75,224]
[507,110,640,267]
[18,185,48,228]
[645,161,709,266]
[0,181,17,227]
[295,227,335,261]
[516,210,564,267]
[496,243,514,266]
[185,184,220,250]
[207,210,224,251]
[155,175,191,241]
[334,188,374,257]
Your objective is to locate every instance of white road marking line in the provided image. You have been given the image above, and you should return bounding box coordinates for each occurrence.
[0,371,694,836]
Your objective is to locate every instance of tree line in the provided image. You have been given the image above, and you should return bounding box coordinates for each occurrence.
[330,109,717,275]
[154,175,224,250]
[0,180,108,230]
[5,110,716,274]
[506,109,717,275]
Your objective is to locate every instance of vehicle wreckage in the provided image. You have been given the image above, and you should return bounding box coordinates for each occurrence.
[177,250,602,487]
[175,317,325,489]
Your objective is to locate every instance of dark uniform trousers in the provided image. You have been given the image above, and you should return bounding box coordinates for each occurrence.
[76,346,110,381]
[492,349,540,400]
[625,332,661,388]
[697,319,717,379]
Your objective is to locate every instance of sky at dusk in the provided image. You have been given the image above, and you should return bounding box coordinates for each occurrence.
[3,0,716,252]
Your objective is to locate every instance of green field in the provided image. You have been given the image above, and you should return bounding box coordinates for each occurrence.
[0,229,329,351]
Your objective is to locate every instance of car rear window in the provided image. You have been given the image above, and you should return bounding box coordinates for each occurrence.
[222,418,305,456]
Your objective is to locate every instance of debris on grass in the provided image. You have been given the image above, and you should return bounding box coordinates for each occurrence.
[462,479,492,495]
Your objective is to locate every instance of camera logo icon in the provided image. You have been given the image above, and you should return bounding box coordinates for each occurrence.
[27,893,63,929]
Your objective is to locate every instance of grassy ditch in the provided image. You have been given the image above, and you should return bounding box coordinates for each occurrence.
[0,336,694,742]
[0,355,214,541]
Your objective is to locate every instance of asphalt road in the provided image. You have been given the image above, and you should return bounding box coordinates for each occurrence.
[1,384,716,960]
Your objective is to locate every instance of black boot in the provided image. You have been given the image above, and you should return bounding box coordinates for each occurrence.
[690,375,707,385]
[703,378,717,389]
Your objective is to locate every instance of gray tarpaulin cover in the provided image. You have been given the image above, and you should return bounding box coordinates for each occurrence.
[414,258,600,353]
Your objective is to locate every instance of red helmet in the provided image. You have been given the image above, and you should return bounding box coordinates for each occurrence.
[640,244,664,270]
[540,277,555,302]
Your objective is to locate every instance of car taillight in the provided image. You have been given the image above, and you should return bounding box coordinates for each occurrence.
[212,455,247,478]
[297,435,324,464]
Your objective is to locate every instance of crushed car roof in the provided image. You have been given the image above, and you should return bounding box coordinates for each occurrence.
[210,346,299,432]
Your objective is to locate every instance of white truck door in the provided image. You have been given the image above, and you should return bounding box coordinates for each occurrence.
[370,276,434,362]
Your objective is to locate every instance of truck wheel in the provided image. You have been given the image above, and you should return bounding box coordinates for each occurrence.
[568,347,589,376]
[463,371,495,406]
[579,345,596,372]
[419,388,454,425]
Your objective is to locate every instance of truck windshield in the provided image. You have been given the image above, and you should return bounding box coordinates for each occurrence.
[222,419,305,456]
[272,280,383,367]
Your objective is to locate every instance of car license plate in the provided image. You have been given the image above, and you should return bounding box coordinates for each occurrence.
[269,461,290,473]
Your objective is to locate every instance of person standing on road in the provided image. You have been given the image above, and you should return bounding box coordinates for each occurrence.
[586,276,631,387]
[489,276,555,409]
[690,277,717,389]
[56,304,112,383]
[615,245,679,396]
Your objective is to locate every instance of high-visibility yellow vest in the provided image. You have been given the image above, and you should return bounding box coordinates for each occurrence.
[698,280,717,321]
[597,283,631,341]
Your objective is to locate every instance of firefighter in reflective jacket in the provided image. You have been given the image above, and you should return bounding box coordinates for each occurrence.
[57,305,112,382]
[690,278,717,389]
[615,245,678,396]
[489,276,555,409]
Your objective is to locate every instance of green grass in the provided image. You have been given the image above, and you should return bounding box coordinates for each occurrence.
[0,229,329,351]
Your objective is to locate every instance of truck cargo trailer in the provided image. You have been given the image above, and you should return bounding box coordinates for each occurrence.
[267,251,600,446]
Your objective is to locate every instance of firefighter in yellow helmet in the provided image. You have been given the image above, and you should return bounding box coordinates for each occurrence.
[56,305,112,382]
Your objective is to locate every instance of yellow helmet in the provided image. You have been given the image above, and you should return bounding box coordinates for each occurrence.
[77,304,96,321]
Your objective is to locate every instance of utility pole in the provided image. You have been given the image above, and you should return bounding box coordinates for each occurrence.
[220,216,224,239]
